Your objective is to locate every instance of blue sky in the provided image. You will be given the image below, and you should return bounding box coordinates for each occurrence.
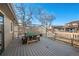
[17,3,79,26]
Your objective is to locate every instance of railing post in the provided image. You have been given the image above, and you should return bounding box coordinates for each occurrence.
[54,33,56,40]
[71,34,74,46]
[71,39,73,46]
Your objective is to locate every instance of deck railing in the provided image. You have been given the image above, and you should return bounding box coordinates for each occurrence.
[54,32,79,46]
[55,32,79,40]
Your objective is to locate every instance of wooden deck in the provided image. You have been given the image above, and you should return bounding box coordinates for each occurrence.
[1,37,79,56]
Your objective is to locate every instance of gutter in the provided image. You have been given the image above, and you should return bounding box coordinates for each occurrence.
[7,3,18,24]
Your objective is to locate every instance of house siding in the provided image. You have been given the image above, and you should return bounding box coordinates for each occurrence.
[0,4,17,48]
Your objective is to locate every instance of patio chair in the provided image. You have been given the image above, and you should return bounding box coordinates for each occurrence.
[22,36,27,44]
[33,35,37,40]
[39,34,43,37]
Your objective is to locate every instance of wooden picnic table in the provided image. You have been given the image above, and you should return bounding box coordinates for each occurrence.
[22,32,40,44]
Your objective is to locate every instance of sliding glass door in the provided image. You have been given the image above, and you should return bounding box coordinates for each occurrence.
[0,13,4,55]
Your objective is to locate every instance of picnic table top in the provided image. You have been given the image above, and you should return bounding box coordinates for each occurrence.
[25,31,39,36]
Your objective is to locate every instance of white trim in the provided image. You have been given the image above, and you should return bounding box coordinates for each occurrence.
[0,10,6,16]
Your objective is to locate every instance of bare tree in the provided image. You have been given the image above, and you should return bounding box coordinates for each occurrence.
[35,8,55,36]
[13,4,55,36]
[13,4,33,34]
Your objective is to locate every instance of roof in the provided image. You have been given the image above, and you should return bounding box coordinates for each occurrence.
[7,3,18,24]
[54,26,64,29]
[66,20,79,24]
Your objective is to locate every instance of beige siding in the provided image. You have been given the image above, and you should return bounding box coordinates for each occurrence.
[14,25,18,38]
[0,4,17,48]
[4,16,13,48]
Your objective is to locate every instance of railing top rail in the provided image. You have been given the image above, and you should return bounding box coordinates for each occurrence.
[55,32,79,35]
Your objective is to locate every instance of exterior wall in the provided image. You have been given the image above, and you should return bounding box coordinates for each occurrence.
[14,24,18,38]
[0,4,17,48]
[18,25,24,36]
[25,27,30,32]
[4,16,14,48]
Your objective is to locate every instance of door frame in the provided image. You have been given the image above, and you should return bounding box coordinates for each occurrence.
[0,12,4,55]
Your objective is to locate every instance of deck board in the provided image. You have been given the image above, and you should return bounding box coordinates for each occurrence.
[1,37,79,56]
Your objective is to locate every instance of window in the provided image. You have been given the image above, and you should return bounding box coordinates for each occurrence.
[11,22,13,31]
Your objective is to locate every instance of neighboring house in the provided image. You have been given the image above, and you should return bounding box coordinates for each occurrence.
[53,20,79,33]
[64,20,79,33]
[18,24,25,36]
[53,26,64,32]
[14,23,19,38]
[0,3,18,54]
